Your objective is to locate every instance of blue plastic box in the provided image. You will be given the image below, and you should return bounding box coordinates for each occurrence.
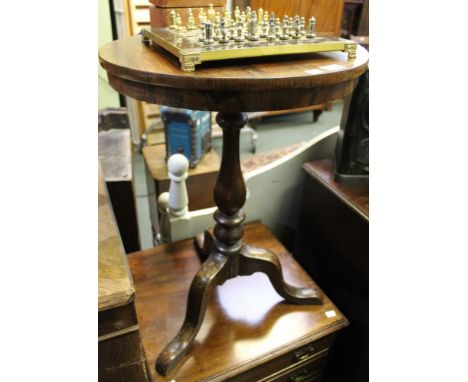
[161,106,212,168]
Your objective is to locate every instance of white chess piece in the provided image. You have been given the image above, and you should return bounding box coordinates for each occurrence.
[167,154,189,217]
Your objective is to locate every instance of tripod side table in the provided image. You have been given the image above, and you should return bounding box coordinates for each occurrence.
[99,37,368,376]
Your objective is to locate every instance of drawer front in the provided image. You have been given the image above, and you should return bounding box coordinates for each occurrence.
[266,352,328,382]
[227,335,332,382]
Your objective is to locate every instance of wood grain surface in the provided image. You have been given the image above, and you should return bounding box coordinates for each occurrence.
[303,159,369,220]
[99,36,368,111]
[127,221,348,381]
[98,166,135,311]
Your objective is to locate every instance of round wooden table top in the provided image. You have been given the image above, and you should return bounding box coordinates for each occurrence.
[99,35,368,111]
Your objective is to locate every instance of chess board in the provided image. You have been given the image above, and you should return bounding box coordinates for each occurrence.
[141,5,357,72]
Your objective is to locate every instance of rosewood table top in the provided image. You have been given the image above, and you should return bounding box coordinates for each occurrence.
[99,35,368,111]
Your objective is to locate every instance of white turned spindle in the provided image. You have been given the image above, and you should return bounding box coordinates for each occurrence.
[167,154,189,217]
[157,192,170,243]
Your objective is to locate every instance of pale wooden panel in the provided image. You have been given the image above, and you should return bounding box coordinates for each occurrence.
[98,167,135,310]
[250,0,344,35]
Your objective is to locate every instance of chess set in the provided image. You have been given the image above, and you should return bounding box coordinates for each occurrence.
[141,4,358,72]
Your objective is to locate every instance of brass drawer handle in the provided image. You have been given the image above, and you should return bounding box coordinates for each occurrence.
[289,368,310,382]
[293,345,316,361]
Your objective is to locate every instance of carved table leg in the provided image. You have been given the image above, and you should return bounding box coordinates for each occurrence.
[155,252,229,376]
[240,245,323,304]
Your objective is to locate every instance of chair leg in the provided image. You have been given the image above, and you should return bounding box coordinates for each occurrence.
[313,109,323,123]
[239,245,323,305]
[156,252,229,376]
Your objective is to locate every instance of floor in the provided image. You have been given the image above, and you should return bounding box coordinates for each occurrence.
[133,102,344,250]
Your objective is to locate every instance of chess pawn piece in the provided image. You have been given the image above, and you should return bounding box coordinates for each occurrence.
[293,15,301,39]
[260,21,268,38]
[218,18,229,43]
[280,16,290,40]
[175,14,184,31]
[187,8,197,30]
[234,6,241,22]
[307,16,316,38]
[208,4,216,23]
[198,8,207,28]
[300,17,306,36]
[258,8,264,24]
[225,10,232,27]
[203,21,214,45]
[234,22,244,42]
[198,24,205,41]
[169,10,177,30]
[240,11,246,24]
[229,23,236,40]
[267,14,276,42]
[275,18,281,37]
[247,12,259,41]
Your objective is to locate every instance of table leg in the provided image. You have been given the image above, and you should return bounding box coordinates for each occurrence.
[156,111,323,376]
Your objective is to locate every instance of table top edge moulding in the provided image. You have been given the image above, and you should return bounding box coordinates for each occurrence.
[98,36,368,111]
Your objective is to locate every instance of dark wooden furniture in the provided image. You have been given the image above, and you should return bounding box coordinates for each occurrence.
[341,0,368,39]
[99,36,368,376]
[98,168,150,382]
[128,221,348,382]
[143,143,220,210]
[296,159,368,382]
[335,70,369,183]
[98,112,140,253]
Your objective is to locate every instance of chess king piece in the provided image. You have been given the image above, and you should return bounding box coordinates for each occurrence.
[307,16,316,38]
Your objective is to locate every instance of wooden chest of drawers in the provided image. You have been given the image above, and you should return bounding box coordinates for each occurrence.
[128,221,348,382]
[98,168,150,382]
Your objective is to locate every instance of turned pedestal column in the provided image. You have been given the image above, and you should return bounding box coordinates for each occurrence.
[156,111,323,375]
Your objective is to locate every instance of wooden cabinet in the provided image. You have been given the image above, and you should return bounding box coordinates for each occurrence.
[250,0,344,36]
[128,221,348,382]
[296,159,368,382]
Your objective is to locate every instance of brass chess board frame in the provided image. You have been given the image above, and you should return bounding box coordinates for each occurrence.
[142,28,357,72]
